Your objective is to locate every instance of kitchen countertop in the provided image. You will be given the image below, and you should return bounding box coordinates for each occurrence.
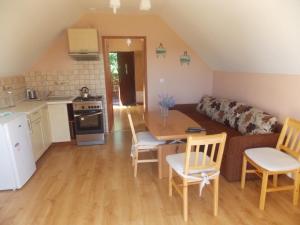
[46,96,76,105]
[0,101,47,115]
[0,96,76,114]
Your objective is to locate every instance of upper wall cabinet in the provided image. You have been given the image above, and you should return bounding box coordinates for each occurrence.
[67,28,99,60]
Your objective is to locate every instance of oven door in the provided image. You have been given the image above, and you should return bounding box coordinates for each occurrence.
[74,110,104,134]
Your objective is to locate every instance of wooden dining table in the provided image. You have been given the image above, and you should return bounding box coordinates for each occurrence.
[144,110,206,178]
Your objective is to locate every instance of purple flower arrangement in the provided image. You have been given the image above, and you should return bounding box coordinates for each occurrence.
[158,94,176,109]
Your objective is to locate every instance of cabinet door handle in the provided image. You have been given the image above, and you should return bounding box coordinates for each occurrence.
[27,119,32,133]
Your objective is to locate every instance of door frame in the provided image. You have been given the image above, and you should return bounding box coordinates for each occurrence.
[102,36,148,132]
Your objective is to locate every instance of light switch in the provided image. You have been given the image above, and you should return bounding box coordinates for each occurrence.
[159,78,165,83]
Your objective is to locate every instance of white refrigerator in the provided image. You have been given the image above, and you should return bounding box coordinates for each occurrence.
[0,113,36,190]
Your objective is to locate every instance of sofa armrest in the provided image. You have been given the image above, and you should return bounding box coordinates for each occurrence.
[222,133,280,182]
[172,104,198,113]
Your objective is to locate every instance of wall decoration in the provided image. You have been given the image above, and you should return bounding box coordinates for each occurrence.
[156,43,167,58]
[180,51,191,65]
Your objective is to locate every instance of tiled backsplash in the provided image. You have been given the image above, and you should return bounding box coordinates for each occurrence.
[0,59,108,132]
[24,59,108,132]
[0,75,26,107]
[24,60,105,98]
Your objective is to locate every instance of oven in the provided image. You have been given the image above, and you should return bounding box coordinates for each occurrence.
[74,110,104,135]
[73,96,105,145]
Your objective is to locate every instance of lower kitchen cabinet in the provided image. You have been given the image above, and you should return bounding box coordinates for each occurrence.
[30,117,44,160]
[47,103,71,143]
[28,105,52,161]
[41,105,52,149]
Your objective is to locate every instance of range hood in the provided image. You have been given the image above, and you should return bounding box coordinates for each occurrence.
[67,28,99,60]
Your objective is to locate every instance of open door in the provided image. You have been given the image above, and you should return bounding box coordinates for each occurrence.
[117,52,136,106]
[102,36,147,132]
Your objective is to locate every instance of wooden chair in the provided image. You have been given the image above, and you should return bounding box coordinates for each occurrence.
[167,133,227,221]
[241,117,300,210]
[127,112,165,177]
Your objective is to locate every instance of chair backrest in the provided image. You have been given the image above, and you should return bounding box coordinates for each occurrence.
[276,117,300,161]
[184,133,227,175]
[127,111,138,145]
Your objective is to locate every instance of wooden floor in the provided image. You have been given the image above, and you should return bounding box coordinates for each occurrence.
[0,106,299,225]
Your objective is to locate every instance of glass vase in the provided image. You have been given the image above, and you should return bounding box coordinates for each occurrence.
[160,106,169,117]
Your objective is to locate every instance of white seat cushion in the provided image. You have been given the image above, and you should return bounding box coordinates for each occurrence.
[166,152,216,178]
[245,147,300,172]
[136,131,165,147]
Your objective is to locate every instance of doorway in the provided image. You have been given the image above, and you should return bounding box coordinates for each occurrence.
[102,37,147,131]
[110,51,136,106]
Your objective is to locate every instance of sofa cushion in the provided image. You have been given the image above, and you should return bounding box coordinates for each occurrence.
[179,110,241,139]
[196,95,215,115]
[235,106,278,135]
[197,96,278,135]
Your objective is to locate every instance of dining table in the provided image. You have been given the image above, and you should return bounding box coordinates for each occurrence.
[144,110,206,178]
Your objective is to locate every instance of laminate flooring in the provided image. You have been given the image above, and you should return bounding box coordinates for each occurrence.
[0,106,299,225]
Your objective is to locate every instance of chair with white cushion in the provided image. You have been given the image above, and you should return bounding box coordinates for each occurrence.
[167,133,227,221]
[127,112,165,177]
[241,117,300,210]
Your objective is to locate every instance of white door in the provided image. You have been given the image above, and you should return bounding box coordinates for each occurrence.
[5,115,36,188]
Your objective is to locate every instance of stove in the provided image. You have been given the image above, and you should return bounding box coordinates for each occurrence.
[72,96,105,145]
[73,96,103,102]
[73,96,103,111]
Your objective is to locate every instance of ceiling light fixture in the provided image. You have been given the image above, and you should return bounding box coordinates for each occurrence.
[110,0,120,14]
[109,0,151,14]
[139,0,151,11]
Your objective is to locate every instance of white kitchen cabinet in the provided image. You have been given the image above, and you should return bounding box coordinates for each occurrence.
[68,28,99,53]
[30,117,44,161]
[48,104,71,143]
[28,106,52,161]
[41,105,52,150]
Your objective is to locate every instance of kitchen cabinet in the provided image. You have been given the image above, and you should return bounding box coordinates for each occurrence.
[41,105,52,150]
[28,106,52,161]
[67,28,99,54]
[30,116,44,161]
[48,104,71,143]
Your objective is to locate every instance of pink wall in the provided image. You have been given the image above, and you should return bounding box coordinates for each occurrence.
[213,71,300,121]
[31,13,213,109]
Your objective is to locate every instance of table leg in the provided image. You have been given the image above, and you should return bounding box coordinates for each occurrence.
[158,145,163,179]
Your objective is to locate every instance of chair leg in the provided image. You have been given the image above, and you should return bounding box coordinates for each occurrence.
[273,174,278,187]
[241,155,247,189]
[259,171,269,210]
[183,180,188,221]
[213,176,219,216]
[168,166,173,197]
[132,154,135,167]
[293,170,300,206]
[134,151,138,177]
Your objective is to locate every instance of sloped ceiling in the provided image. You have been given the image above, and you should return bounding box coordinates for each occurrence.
[1,0,300,76]
[159,0,300,74]
[0,0,81,76]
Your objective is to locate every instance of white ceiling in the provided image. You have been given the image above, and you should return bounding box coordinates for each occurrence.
[1,0,300,76]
